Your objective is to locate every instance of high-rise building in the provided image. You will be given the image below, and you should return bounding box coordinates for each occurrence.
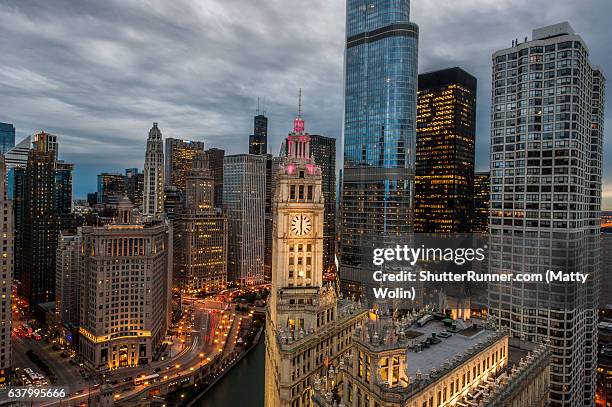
[249,114,268,155]
[472,171,490,233]
[165,138,205,192]
[205,148,224,209]
[488,22,605,406]
[56,231,81,327]
[96,173,125,205]
[125,168,144,209]
[223,154,265,285]
[415,67,477,233]
[309,135,336,272]
[173,151,228,292]
[143,123,164,217]
[265,116,365,407]
[340,0,419,295]
[5,136,31,200]
[0,156,13,386]
[0,122,15,155]
[79,198,172,370]
[17,132,73,307]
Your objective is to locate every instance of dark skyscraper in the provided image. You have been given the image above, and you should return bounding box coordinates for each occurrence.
[249,109,268,155]
[205,148,225,209]
[340,0,419,294]
[472,171,490,233]
[414,67,477,233]
[125,168,144,209]
[0,122,15,155]
[17,132,73,307]
[308,135,336,272]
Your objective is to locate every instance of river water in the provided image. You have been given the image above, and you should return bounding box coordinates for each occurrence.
[195,338,265,406]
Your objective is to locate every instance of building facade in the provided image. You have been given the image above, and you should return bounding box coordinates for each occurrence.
[17,132,73,307]
[96,173,125,205]
[306,135,336,273]
[0,122,15,155]
[173,152,228,292]
[0,156,13,386]
[313,315,550,407]
[56,232,81,327]
[472,171,490,233]
[223,154,265,285]
[415,67,477,233]
[79,198,172,371]
[164,138,205,192]
[340,0,419,295]
[265,116,366,407]
[143,123,164,217]
[488,23,605,406]
[205,148,225,209]
[249,113,268,155]
[125,168,144,210]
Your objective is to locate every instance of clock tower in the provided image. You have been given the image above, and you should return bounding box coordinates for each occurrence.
[265,96,366,407]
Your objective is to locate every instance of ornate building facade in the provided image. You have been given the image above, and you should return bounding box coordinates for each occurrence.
[265,114,366,407]
[143,123,165,217]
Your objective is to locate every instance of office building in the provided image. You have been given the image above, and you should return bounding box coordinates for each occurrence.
[0,156,13,386]
[163,185,183,220]
[125,168,144,210]
[472,171,490,233]
[488,23,605,406]
[79,198,172,370]
[415,67,477,233]
[265,118,366,407]
[205,148,224,209]
[313,315,551,407]
[165,138,205,192]
[173,151,228,292]
[249,113,268,155]
[143,123,164,217]
[223,154,265,285]
[0,123,15,155]
[309,135,336,272]
[96,173,125,205]
[56,232,81,327]
[340,0,419,295]
[5,136,30,200]
[17,132,73,307]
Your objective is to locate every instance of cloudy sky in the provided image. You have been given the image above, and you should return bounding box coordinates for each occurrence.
[1,0,611,207]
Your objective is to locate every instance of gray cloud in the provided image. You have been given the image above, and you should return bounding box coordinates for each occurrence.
[0,0,611,208]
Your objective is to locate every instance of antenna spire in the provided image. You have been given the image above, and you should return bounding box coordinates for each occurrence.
[298,88,302,118]
[257,97,260,115]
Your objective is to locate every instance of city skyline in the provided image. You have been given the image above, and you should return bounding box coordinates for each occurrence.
[1,0,611,208]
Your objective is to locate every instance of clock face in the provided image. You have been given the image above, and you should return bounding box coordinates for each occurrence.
[291,214,312,236]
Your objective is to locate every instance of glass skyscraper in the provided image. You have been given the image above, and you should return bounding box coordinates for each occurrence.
[340,0,419,293]
[0,122,15,155]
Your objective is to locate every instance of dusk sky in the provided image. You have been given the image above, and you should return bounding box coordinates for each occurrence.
[1,0,611,208]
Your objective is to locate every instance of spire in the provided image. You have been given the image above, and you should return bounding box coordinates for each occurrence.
[148,122,162,140]
[293,88,305,134]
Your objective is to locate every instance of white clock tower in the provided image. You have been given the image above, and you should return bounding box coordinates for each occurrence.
[265,99,366,407]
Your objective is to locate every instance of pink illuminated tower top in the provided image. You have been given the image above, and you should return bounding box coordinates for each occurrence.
[287,88,311,161]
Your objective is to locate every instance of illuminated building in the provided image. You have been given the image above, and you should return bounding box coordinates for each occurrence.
[488,23,605,406]
[313,315,550,407]
[0,156,13,386]
[205,148,224,209]
[125,168,144,210]
[143,123,164,217]
[79,198,172,371]
[96,172,125,205]
[415,67,477,233]
[56,231,81,327]
[264,113,366,407]
[173,151,228,292]
[165,138,205,192]
[0,122,15,155]
[340,0,419,296]
[17,132,73,307]
[223,154,265,285]
[472,171,490,233]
